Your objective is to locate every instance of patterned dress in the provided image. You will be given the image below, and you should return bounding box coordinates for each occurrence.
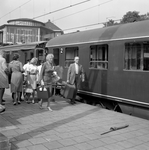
[0,55,9,88]
[27,64,39,90]
[9,60,23,93]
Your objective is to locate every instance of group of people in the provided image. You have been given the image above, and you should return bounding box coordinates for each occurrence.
[0,49,85,114]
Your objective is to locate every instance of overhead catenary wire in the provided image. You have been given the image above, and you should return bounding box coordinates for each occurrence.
[0,0,31,20]
[33,0,91,19]
[63,18,121,32]
[52,0,113,22]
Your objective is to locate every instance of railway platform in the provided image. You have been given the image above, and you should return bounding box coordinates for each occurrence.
[0,89,149,150]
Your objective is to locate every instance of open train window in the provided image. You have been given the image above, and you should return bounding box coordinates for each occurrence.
[90,44,108,69]
[124,42,149,71]
[65,47,78,67]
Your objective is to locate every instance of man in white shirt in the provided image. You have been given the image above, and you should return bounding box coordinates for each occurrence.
[67,56,85,104]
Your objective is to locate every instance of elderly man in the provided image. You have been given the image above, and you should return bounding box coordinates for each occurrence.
[67,56,85,104]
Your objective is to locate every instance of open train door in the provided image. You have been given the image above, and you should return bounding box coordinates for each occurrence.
[34,41,47,64]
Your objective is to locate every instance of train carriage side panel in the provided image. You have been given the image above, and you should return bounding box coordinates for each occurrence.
[107,39,149,106]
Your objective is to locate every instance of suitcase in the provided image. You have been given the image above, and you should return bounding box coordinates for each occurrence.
[61,83,75,99]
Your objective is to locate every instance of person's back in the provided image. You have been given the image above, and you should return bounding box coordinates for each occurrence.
[10,60,22,72]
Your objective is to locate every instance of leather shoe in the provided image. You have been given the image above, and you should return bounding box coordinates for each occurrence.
[2,99,5,102]
[70,101,76,105]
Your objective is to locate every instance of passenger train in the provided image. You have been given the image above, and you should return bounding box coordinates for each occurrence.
[46,20,149,119]
[1,20,149,119]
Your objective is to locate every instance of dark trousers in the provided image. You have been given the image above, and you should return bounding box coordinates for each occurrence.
[72,74,79,102]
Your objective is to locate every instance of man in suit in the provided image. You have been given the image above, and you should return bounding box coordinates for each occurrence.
[67,56,85,104]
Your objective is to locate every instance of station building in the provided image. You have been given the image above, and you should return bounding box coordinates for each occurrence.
[0,18,63,45]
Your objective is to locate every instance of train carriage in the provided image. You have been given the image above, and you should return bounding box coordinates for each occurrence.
[46,20,149,119]
[0,41,47,64]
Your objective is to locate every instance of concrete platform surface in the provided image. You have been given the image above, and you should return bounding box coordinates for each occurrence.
[0,89,149,150]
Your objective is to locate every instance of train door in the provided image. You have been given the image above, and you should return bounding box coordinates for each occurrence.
[35,48,45,64]
[30,52,34,60]
[53,48,59,65]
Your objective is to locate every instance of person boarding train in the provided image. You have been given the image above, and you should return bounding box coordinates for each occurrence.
[67,56,85,104]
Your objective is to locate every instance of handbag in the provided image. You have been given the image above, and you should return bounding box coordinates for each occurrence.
[37,86,51,99]
[52,71,60,83]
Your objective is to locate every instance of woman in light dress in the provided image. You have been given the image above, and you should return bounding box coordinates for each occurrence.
[0,50,9,113]
[9,53,24,105]
[27,57,39,104]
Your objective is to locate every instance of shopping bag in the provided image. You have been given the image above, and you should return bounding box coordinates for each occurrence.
[37,86,51,99]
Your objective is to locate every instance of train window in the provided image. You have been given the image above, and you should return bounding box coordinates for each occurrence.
[124,42,149,71]
[65,47,78,67]
[90,45,108,69]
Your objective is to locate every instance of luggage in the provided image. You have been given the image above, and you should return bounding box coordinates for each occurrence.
[37,86,51,99]
[61,83,75,99]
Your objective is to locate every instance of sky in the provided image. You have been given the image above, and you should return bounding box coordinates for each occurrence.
[0,0,149,33]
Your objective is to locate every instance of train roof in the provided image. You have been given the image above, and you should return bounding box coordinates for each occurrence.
[46,20,149,47]
[0,41,47,52]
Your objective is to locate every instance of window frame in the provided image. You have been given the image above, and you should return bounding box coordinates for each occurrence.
[65,47,79,68]
[124,41,149,71]
[89,44,108,70]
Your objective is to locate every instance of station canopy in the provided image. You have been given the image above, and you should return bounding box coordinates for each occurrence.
[0,41,47,52]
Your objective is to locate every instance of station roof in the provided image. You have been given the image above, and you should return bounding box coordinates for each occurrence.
[7,18,45,26]
[46,20,149,47]
[0,41,47,52]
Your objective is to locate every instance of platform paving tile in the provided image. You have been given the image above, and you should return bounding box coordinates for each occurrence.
[1,89,149,150]
[58,145,80,150]
[72,135,90,143]
[104,143,125,150]
[74,142,94,150]
[87,139,106,148]
[26,144,49,150]
[57,138,77,146]
[43,141,64,149]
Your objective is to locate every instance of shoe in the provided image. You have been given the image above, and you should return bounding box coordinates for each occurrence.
[13,102,16,105]
[0,104,5,109]
[18,101,21,104]
[70,100,76,105]
[20,98,24,101]
[2,99,5,102]
[0,108,5,114]
[27,101,30,104]
[47,107,53,111]
[38,101,42,109]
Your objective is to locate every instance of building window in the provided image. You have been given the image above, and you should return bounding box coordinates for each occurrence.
[65,47,78,67]
[124,42,149,71]
[90,45,108,69]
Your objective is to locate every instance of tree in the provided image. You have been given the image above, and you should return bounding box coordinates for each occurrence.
[103,19,118,27]
[103,11,149,27]
[120,11,140,23]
